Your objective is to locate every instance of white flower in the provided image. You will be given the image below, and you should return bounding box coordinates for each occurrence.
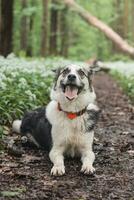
[29,94,36,101]
[25,90,33,96]
[25,90,36,101]
[19,78,27,85]
[0,82,6,90]
[0,73,6,81]
[40,82,45,87]
[128,83,132,88]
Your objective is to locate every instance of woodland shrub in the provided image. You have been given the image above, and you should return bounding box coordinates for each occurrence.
[111,71,134,103]
[0,54,72,127]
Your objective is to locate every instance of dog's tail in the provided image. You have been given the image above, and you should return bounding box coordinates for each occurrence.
[12,120,22,134]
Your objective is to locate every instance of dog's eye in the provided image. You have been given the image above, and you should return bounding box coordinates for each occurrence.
[62,68,70,76]
[78,69,85,78]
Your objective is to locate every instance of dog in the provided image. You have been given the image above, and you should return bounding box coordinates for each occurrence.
[12,61,100,176]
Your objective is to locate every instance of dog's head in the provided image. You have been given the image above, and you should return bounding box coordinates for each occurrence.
[51,62,100,111]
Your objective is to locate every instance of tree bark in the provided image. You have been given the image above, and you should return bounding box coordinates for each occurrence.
[113,0,124,37]
[59,7,69,57]
[123,0,129,39]
[0,0,14,56]
[112,0,123,52]
[63,0,134,57]
[40,0,49,56]
[131,0,134,44]
[0,1,1,35]
[49,0,58,55]
[26,0,35,57]
[26,14,34,56]
[20,0,28,52]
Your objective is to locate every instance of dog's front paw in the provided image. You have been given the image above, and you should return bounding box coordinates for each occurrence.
[81,164,95,174]
[51,165,65,176]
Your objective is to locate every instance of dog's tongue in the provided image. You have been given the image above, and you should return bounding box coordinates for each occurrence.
[65,86,78,100]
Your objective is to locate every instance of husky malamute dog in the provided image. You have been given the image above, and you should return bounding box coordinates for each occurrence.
[13,62,100,176]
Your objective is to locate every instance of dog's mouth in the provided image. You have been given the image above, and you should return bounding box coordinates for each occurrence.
[64,85,78,100]
[61,83,83,101]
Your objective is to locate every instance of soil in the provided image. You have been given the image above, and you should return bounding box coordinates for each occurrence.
[0,72,134,200]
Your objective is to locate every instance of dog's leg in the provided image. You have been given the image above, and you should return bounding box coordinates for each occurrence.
[80,130,95,174]
[80,104,99,174]
[49,146,65,176]
[81,150,95,174]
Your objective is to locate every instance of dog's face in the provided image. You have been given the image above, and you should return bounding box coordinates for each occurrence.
[57,65,87,101]
[51,63,100,109]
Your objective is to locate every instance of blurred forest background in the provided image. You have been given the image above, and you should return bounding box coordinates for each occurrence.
[0,0,134,61]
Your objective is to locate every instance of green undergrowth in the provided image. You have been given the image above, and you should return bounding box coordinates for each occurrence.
[0,56,68,138]
[0,55,86,139]
[111,71,134,104]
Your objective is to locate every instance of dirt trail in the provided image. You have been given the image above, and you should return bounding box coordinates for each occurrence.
[0,72,134,200]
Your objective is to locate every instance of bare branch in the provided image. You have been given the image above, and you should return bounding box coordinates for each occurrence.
[63,0,134,57]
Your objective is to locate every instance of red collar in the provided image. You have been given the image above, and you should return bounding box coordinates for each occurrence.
[57,103,86,120]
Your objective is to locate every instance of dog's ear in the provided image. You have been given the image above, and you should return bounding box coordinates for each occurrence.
[89,60,101,75]
[52,67,62,77]
[85,60,102,91]
[52,67,62,90]
[52,68,60,74]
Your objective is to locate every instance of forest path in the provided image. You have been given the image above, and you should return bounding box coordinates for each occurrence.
[0,72,134,200]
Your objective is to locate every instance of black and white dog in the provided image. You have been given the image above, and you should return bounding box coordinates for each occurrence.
[13,62,100,176]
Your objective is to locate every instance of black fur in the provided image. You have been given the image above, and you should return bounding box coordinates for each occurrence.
[20,107,100,150]
[88,72,93,92]
[20,107,52,151]
[86,109,100,132]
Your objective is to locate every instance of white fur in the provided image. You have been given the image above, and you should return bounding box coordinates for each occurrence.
[51,64,96,113]
[12,120,22,133]
[87,103,99,111]
[46,101,95,175]
[46,64,97,176]
[12,120,40,147]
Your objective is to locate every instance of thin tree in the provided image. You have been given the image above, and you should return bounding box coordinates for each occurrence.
[0,0,14,56]
[26,16,33,56]
[131,0,134,44]
[20,0,28,52]
[113,0,124,36]
[123,0,129,39]
[49,0,58,55]
[112,0,124,52]
[59,7,69,57]
[26,0,35,56]
[62,0,134,57]
[40,0,49,56]
[0,1,1,35]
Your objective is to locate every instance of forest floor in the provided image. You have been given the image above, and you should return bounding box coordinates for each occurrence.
[0,72,134,200]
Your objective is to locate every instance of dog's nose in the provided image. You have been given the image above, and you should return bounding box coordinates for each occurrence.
[68,74,76,81]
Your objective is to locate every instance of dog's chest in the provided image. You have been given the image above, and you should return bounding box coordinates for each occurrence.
[46,101,90,147]
[54,113,88,146]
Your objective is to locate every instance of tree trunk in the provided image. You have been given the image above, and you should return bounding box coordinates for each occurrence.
[40,0,49,56]
[62,0,134,57]
[49,0,58,55]
[59,7,69,57]
[123,0,129,39]
[26,15,34,56]
[20,0,28,52]
[0,1,1,35]
[26,0,35,57]
[113,0,124,36]
[112,0,123,52]
[0,0,14,56]
[131,0,134,44]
